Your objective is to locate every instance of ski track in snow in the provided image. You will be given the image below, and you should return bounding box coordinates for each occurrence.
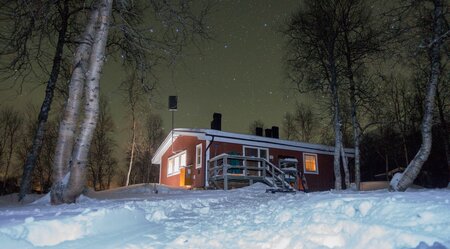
[0,184,449,249]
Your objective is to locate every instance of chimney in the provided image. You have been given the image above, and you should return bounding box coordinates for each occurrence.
[211,113,222,130]
[265,128,272,138]
[255,127,263,136]
[272,126,279,139]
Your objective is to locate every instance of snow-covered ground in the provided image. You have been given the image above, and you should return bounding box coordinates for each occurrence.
[0,183,449,249]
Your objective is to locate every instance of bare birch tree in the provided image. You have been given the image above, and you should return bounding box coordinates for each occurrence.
[2,0,67,200]
[51,0,112,204]
[391,0,449,191]
[87,97,117,191]
[15,105,58,193]
[0,107,23,194]
[294,103,315,142]
[282,112,297,140]
[336,0,385,190]
[50,0,209,204]
[282,103,317,142]
[125,113,164,185]
[121,71,149,186]
[285,0,346,189]
[0,0,94,201]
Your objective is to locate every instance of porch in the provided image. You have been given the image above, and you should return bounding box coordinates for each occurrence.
[208,153,297,192]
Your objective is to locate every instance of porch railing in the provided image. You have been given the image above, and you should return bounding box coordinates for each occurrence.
[208,153,295,191]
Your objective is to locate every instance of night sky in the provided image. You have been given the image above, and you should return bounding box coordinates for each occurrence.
[1,0,302,148]
[155,0,302,132]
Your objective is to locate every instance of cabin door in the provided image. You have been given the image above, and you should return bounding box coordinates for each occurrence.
[243,146,269,176]
[179,166,192,187]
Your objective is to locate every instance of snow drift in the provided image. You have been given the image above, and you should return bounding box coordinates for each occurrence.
[0,183,449,249]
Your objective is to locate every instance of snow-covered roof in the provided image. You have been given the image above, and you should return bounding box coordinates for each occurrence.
[151,128,355,164]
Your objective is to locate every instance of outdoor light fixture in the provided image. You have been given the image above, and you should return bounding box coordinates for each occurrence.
[169,96,178,153]
[168,96,178,111]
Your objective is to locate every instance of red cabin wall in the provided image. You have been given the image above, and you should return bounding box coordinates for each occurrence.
[160,136,206,188]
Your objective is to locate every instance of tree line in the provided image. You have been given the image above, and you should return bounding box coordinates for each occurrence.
[1,0,448,204]
[251,0,449,191]
[0,101,164,196]
[0,0,209,204]
[282,0,449,190]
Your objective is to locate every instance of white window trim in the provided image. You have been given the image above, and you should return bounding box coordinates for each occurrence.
[303,153,319,174]
[195,143,202,169]
[167,150,186,177]
[242,146,269,160]
[243,146,269,175]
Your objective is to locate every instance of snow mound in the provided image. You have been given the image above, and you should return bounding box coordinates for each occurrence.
[100,183,186,194]
[0,187,449,248]
[84,183,188,201]
[232,182,271,192]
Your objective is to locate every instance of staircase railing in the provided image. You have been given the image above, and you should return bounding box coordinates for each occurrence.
[264,160,295,191]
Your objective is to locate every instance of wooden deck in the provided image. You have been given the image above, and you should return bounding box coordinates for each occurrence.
[208,153,296,191]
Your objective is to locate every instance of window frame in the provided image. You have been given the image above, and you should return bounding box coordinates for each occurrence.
[167,150,187,177]
[242,146,269,161]
[242,146,269,177]
[195,143,202,169]
[303,153,319,174]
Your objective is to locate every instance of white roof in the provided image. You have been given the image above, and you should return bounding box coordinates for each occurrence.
[151,128,355,164]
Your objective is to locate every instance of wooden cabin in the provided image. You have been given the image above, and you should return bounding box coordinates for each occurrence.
[151,127,355,191]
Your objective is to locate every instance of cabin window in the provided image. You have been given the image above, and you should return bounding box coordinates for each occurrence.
[196,143,202,169]
[303,153,318,174]
[167,151,186,176]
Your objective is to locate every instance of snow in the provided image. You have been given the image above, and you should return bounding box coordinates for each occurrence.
[280,158,298,163]
[1,183,449,249]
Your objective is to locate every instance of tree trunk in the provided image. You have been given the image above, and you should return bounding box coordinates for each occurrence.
[98,164,103,190]
[333,112,343,191]
[126,118,136,186]
[2,134,15,193]
[391,0,444,191]
[330,59,342,190]
[343,29,361,190]
[62,0,113,203]
[51,6,100,204]
[385,152,389,181]
[390,82,410,166]
[18,0,69,201]
[352,107,361,190]
[340,141,350,188]
[435,87,450,173]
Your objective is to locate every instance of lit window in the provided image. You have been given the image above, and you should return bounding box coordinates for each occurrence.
[196,144,202,169]
[168,158,174,175]
[303,153,318,174]
[167,151,186,176]
[181,153,186,167]
[174,156,180,174]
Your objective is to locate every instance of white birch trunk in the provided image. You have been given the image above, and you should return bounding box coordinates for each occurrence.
[63,0,113,203]
[391,0,444,191]
[353,125,361,190]
[340,142,350,189]
[51,7,99,204]
[330,64,342,190]
[348,76,360,190]
[126,118,136,186]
